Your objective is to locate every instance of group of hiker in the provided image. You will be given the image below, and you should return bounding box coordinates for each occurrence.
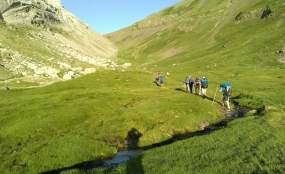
[183,76,232,110]
[154,73,232,110]
[184,76,209,97]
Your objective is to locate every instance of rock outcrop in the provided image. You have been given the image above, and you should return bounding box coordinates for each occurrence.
[0,0,122,87]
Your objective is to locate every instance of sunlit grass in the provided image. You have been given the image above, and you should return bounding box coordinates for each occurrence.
[0,69,224,173]
[1,0,285,173]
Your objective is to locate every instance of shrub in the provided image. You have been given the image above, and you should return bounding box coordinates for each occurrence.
[261,6,272,19]
[235,12,243,21]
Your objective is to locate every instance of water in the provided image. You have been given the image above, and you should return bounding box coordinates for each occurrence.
[83,150,143,170]
[41,104,251,173]
[81,104,252,171]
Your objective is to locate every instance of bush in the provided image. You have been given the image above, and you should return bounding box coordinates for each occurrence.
[261,6,272,19]
[235,12,243,21]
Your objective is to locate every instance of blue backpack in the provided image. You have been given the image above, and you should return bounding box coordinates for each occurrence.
[222,83,232,87]
[221,83,232,96]
[160,76,164,84]
[201,78,209,83]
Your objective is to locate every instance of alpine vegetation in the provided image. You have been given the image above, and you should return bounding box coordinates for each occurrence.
[1,0,285,173]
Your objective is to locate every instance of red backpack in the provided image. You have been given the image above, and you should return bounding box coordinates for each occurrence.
[195,78,201,86]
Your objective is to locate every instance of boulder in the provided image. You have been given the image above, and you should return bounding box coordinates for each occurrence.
[50,73,59,78]
[122,63,132,69]
[265,105,277,110]
[62,74,72,80]
[82,68,96,74]
[21,72,27,76]
[67,71,75,77]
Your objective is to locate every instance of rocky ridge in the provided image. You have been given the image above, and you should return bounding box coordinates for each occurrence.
[0,0,130,88]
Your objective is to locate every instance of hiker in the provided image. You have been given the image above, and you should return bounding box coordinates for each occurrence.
[155,72,161,82]
[189,76,194,93]
[155,72,161,85]
[184,76,190,92]
[194,77,201,95]
[159,76,164,87]
[201,77,209,98]
[217,83,232,110]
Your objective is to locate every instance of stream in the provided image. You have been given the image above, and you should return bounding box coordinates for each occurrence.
[82,104,251,171]
[40,103,252,173]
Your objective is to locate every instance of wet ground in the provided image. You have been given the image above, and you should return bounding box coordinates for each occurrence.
[172,104,251,141]
[82,150,143,170]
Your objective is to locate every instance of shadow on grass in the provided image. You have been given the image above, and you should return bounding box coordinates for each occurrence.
[39,128,145,174]
[38,93,254,174]
[38,160,104,174]
[153,81,161,87]
[202,94,223,106]
[174,88,222,106]
[39,102,252,174]
[175,87,191,93]
[126,128,143,149]
[99,128,145,173]
[125,128,144,174]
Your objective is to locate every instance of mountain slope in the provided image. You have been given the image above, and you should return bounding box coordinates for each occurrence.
[106,0,285,111]
[107,0,285,65]
[0,0,119,87]
[0,0,284,173]
[92,0,285,172]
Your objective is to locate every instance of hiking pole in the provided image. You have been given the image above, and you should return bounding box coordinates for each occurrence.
[212,87,218,105]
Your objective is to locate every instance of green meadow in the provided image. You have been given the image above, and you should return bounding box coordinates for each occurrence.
[1,0,285,173]
[0,69,225,173]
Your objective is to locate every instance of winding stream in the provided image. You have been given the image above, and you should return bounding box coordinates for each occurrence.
[40,104,251,173]
[83,104,251,171]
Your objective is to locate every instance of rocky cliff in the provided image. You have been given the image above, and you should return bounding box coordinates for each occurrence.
[0,0,122,87]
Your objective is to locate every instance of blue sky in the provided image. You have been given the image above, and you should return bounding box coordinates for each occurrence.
[61,0,181,34]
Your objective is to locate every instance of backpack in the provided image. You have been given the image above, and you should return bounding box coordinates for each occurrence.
[226,87,232,96]
[221,83,232,96]
[201,78,209,88]
[159,76,164,84]
[201,78,208,83]
[195,78,201,86]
